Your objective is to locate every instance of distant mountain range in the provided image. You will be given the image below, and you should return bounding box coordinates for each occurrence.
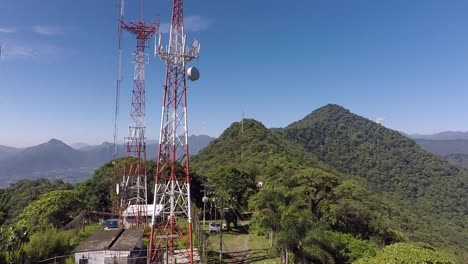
[0,135,215,188]
[413,139,468,156]
[402,131,468,169]
[408,131,468,140]
[0,145,21,160]
[70,142,91,150]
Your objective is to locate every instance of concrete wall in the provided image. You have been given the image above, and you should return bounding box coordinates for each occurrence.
[75,250,131,264]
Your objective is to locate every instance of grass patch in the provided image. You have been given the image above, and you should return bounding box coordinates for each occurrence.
[204,221,280,263]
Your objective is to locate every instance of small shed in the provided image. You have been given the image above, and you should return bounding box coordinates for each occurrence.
[74,228,144,264]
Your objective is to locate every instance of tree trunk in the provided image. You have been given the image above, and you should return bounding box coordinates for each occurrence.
[269,227,273,247]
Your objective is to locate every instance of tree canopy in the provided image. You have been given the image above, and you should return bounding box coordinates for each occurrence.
[19,190,82,231]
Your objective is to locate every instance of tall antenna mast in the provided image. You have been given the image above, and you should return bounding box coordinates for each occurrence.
[117,0,159,228]
[113,0,125,162]
[149,0,200,262]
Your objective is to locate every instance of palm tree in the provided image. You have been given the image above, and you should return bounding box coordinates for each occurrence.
[5,225,28,264]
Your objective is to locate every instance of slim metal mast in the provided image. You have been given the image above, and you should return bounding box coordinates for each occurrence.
[149,0,200,262]
[111,0,125,217]
[113,0,124,162]
[119,0,158,228]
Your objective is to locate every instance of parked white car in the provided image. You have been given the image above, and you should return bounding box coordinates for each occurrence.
[209,222,221,233]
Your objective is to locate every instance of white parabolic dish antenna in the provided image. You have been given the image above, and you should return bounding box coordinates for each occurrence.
[187,67,200,81]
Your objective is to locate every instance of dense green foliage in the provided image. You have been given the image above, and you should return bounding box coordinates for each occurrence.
[248,171,402,263]
[192,118,425,263]
[445,153,468,169]
[0,179,72,225]
[19,190,82,231]
[191,112,466,262]
[281,104,468,250]
[191,119,332,182]
[22,226,75,263]
[354,242,456,264]
[207,166,256,206]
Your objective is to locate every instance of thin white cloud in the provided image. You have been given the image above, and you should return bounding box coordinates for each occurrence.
[2,43,60,60]
[32,25,63,36]
[376,117,385,125]
[185,16,211,32]
[0,27,16,33]
[159,15,211,33]
[8,47,38,58]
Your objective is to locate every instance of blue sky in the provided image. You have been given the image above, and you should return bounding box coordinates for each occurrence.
[1,0,468,147]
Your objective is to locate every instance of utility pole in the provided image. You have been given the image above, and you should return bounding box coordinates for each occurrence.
[202,189,208,226]
[219,198,224,262]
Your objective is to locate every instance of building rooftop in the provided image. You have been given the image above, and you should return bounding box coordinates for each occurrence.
[122,203,162,217]
[111,228,143,251]
[74,228,143,253]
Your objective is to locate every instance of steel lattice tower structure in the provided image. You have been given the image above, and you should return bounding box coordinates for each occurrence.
[149,0,200,262]
[119,10,158,228]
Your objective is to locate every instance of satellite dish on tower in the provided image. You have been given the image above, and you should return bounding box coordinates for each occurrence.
[116,183,120,195]
[187,67,200,81]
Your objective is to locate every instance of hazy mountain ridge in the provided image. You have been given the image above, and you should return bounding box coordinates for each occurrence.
[0,145,21,160]
[70,142,91,150]
[409,131,468,140]
[414,139,468,156]
[0,135,215,187]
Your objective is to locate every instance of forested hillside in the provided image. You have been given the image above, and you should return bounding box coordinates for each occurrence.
[191,118,462,262]
[281,104,468,251]
[445,153,468,169]
[0,179,73,226]
[191,119,331,181]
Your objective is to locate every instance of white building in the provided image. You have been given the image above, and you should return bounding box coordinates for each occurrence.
[122,204,162,228]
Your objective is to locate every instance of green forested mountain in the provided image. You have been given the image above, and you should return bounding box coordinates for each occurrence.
[191,119,416,263]
[191,119,331,181]
[0,179,73,226]
[190,117,465,262]
[281,104,468,250]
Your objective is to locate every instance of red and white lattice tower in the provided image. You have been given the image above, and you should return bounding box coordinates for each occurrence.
[149,0,200,262]
[119,11,158,228]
